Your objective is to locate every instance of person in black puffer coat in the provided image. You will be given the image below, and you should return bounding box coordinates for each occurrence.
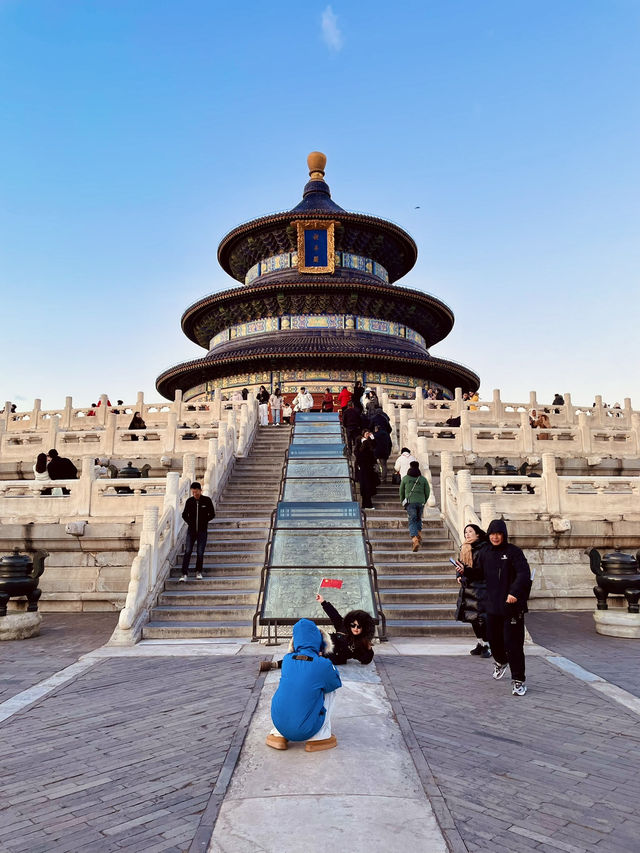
[455,524,491,658]
[315,595,375,665]
[465,519,532,697]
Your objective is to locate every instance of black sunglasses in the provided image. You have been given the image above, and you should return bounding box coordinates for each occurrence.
[350,622,361,628]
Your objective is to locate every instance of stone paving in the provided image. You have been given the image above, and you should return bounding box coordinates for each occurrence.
[1,613,640,852]
[0,655,260,853]
[378,653,640,853]
[0,613,118,703]
[527,611,640,698]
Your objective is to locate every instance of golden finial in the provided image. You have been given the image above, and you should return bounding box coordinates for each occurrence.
[307,151,327,180]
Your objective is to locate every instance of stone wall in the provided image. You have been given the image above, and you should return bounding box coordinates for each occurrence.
[1,521,140,612]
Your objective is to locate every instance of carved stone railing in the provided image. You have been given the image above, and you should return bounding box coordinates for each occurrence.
[108,400,258,645]
[440,450,640,545]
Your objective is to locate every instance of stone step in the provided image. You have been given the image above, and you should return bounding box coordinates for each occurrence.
[372,562,456,575]
[384,619,473,637]
[365,516,445,528]
[378,573,459,589]
[150,605,255,621]
[381,603,456,620]
[379,589,459,605]
[213,508,275,518]
[142,622,253,639]
[165,575,260,590]
[217,498,278,507]
[369,538,454,551]
[178,553,264,567]
[158,590,258,606]
[370,549,455,562]
[208,519,272,529]
[169,564,262,577]
[368,531,452,543]
[187,539,268,553]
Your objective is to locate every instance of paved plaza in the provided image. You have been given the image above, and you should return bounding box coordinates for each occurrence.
[1,614,639,852]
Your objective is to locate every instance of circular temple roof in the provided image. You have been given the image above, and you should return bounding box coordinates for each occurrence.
[182,278,455,350]
[156,330,479,399]
[217,155,418,284]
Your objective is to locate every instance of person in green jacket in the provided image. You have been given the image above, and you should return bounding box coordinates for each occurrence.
[399,460,430,552]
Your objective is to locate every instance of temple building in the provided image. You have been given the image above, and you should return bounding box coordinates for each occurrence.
[156,153,479,401]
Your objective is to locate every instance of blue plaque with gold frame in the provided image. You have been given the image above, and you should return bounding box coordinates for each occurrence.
[294,220,337,274]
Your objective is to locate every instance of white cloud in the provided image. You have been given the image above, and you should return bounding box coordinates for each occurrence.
[321,5,343,52]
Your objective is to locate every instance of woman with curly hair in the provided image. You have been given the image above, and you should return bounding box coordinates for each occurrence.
[315,593,375,665]
[258,595,375,675]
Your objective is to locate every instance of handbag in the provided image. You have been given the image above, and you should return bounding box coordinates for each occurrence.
[391,472,401,485]
[402,478,419,507]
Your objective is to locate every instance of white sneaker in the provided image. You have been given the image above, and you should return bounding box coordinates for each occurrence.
[179,574,187,582]
[196,572,203,579]
[512,680,527,696]
[492,662,508,680]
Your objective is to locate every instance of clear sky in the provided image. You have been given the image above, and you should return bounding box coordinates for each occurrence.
[2,0,639,410]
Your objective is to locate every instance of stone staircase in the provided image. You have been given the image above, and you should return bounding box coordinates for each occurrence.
[142,426,292,639]
[366,481,473,637]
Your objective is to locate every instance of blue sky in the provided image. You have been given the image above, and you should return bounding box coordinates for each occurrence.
[2,0,639,409]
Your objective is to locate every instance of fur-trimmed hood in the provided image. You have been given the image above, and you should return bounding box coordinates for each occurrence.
[287,621,334,656]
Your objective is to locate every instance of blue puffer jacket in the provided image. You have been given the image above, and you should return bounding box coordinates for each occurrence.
[271,619,342,741]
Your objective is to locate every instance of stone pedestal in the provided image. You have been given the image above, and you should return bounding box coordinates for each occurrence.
[0,612,42,641]
[593,609,640,638]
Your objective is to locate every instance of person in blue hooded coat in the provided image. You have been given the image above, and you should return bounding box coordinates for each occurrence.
[267,619,342,752]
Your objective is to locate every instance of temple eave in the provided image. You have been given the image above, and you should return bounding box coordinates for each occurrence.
[156,351,478,399]
[181,279,455,349]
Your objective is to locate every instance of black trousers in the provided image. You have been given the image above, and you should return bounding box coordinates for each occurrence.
[486,611,525,681]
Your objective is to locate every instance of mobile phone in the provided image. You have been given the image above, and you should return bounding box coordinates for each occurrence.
[449,558,462,568]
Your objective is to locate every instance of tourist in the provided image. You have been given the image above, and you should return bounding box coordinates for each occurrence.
[266,618,341,752]
[393,447,418,481]
[47,449,78,495]
[260,596,374,672]
[257,385,270,426]
[535,412,551,429]
[33,452,52,495]
[315,595,375,665]
[94,457,110,478]
[354,431,378,509]
[399,460,430,552]
[111,400,124,414]
[282,399,293,425]
[179,482,216,581]
[269,387,282,425]
[369,406,392,435]
[455,524,491,657]
[364,388,380,418]
[552,393,564,415]
[353,380,365,411]
[373,424,392,483]
[87,403,97,416]
[292,386,313,413]
[231,389,243,404]
[465,519,531,696]
[128,411,146,440]
[241,388,249,400]
[342,400,363,454]
[321,387,334,412]
[337,386,351,410]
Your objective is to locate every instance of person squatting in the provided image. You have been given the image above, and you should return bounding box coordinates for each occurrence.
[262,598,375,752]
